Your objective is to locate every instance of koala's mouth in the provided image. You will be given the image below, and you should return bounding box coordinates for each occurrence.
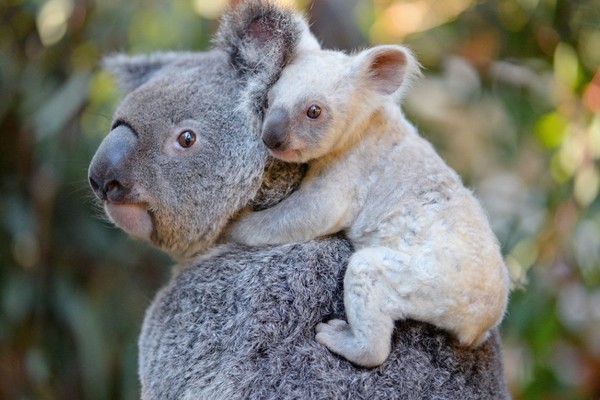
[105,202,153,242]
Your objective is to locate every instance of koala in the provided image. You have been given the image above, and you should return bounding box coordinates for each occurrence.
[228,43,510,367]
[88,0,510,398]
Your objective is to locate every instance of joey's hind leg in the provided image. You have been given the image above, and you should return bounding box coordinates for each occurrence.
[316,247,407,368]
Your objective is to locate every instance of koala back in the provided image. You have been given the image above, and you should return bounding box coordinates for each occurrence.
[140,237,510,400]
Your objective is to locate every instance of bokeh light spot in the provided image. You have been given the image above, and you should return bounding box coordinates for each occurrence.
[535,112,568,149]
[370,0,474,41]
[574,166,600,207]
[584,68,600,114]
[36,0,74,47]
[554,42,580,91]
[192,0,228,19]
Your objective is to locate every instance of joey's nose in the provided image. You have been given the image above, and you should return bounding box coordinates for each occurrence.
[262,107,290,151]
[88,124,137,202]
[262,134,285,151]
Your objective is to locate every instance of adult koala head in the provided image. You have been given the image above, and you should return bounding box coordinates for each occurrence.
[88,1,315,260]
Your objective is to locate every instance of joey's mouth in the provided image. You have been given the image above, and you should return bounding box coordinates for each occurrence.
[268,147,303,163]
[104,202,154,242]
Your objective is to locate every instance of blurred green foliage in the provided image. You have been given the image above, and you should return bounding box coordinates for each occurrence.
[0,0,598,399]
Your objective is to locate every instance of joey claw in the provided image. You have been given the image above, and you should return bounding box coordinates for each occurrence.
[316,319,349,336]
[318,319,349,332]
[316,319,390,367]
[329,319,350,330]
[316,319,353,348]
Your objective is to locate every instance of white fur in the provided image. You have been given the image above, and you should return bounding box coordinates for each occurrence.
[229,45,510,367]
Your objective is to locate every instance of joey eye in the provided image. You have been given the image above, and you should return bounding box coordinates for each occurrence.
[307,104,321,119]
[177,130,196,148]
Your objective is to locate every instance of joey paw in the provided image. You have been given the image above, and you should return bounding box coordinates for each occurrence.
[316,319,350,333]
[315,319,353,351]
[316,319,389,368]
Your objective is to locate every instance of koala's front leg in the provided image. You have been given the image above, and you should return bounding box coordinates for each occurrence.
[227,177,353,247]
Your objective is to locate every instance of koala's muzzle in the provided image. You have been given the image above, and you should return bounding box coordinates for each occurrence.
[88,124,137,203]
[262,107,290,151]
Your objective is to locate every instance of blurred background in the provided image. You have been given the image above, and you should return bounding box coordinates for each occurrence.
[0,0,598,398]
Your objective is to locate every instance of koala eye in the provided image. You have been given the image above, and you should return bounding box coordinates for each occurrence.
[177,130,196,148]
[307,104,321,119]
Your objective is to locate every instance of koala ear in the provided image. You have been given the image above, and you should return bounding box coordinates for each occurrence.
[101,52,181,92]
[214,0,320,116]
[214,0,319,78]
[354,45,421,98]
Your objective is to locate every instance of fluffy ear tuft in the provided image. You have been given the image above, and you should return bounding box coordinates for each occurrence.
[214,0,319,116]
[355,45,421,99]
[214,0,314,77]
[101,52,183,93]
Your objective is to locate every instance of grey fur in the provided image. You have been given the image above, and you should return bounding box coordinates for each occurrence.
[89,0,510,398]
[101,52,191,93]
[141,239,508,399]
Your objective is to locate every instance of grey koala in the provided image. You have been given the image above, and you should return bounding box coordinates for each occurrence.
[88,1,510,398]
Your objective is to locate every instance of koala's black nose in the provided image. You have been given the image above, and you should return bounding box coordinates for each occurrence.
[262,107,290,151]
[88,175,128,202]
[88,124,137,202]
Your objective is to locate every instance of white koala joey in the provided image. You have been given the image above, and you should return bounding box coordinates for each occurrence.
[228,43,510,368]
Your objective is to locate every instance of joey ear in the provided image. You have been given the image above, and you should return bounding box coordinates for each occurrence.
[355,45,421,98]
[101,52,182,92]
